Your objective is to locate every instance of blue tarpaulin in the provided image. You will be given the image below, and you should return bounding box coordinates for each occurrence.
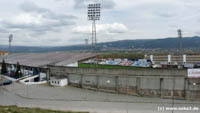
[33,68,39,75]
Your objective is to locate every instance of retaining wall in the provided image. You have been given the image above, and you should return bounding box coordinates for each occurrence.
[48,65,200,100]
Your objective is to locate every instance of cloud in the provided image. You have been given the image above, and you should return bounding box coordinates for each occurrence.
[74,0,85,9]
[72,23,128,34]
[0,28,8,33]
[74,0,116,9]
[99,0,116,9]
[20,1,49,13]
[20,1,76,19]
[0,1,77,36]
[127,0,182,19]
[1,0,200,46]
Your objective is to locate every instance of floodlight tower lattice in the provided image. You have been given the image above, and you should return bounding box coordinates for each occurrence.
[88,3,101,47]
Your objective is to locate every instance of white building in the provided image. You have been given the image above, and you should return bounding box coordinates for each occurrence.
[50,77,68,87]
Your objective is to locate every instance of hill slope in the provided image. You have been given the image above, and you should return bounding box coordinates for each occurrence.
[0,36,200,52]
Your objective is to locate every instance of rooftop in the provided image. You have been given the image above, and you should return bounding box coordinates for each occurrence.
[0,52,97,67]
[0,51,8,53]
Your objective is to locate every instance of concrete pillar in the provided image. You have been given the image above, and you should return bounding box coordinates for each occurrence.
[160,78,163,97]
[126,77,129,95]
[168,55,171,64]
[183,55,186,64]
[96,75,99,89]
[136,77,140,95]
[150,55,153,64]
[115,76,119,93]
[184,78,190,99]
[184,78,187,99]
[80,74,83,88]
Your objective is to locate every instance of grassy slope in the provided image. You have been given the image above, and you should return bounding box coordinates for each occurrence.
[0,106,88,113]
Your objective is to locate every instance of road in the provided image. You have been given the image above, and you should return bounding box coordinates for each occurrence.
[0,83,200,113]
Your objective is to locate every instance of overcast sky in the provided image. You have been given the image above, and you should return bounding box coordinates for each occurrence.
[0,0,200,46]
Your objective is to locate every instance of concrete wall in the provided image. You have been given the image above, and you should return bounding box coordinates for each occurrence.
[49,66,187,76]
[48,65,200,100]
[82,75,97,88]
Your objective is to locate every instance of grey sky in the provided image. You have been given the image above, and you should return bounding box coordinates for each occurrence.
[0,0,200,46]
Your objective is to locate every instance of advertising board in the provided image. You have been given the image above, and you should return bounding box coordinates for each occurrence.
[188,69,200,78]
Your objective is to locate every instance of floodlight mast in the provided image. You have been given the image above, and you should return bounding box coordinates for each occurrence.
[8,34,13,53]
[177,29,182,54]
[92,19,97,46]
[88,3,101,47]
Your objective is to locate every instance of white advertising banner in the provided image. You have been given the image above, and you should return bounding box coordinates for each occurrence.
[188,69,200,78]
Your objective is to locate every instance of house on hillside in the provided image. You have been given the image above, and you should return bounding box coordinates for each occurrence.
[0,51,8,56]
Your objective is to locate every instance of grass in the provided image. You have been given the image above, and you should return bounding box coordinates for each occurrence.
[78,63,148,69]
[0,105,88,113]
[97,53,144,59]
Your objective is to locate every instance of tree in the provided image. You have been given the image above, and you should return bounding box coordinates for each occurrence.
[15,62,22,78]
[1,59,7,74]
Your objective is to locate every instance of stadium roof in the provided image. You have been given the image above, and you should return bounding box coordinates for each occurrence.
[0,52,97,68]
